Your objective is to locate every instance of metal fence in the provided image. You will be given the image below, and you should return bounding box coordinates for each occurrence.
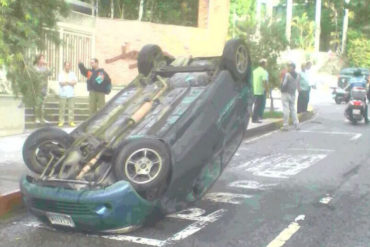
[44,26,94,82]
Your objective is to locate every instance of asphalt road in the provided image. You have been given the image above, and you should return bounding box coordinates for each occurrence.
[1,96,369,247]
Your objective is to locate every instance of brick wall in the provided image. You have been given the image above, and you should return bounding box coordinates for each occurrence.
[95,0,230,86]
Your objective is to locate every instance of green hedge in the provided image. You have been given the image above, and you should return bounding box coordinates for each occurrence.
[347,31,370,68]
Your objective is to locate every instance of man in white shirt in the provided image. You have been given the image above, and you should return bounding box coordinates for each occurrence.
[58,62,77,127]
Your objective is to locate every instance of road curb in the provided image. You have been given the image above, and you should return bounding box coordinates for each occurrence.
[245,110,315,139]
[0,190,22,217]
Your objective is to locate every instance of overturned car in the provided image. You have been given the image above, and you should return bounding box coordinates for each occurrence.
[20,39,253,233]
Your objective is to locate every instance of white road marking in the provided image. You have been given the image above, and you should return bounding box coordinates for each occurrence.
[234,153,327,179]
[162,209,226,245]
[103,235,165,246]
[289,148,334,152]
[23,220,55,231]
[266,215,305,247]
[244,130,279,144]
[300,130,362,142]
[203,192,253,204]
[350,133,362,141]
[167,208,208,221]
[228,180,277,190]
[319,195,333,204]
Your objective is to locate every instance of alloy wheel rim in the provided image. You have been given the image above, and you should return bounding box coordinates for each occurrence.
[125,148,162,184]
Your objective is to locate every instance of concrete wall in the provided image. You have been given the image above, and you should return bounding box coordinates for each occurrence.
[0,96,25,136]
[95,0,230,86]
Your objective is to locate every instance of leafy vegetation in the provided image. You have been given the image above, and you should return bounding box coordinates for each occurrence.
[0,0,69,106]
[347,30,370,68]
[233,18,288,90]
[88,0,199,26]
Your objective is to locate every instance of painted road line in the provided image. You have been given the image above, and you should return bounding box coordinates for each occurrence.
[203,192,253,204]
[102,235,165,246]
[319,195,333,204]
[300,130,362,141]
[350,133,362,141]
[244,130,279,144]
[266,215,305,247]
[289,148,334,152]
[234,153,327,179]
[228,180,277,190]
[163,209,226,245]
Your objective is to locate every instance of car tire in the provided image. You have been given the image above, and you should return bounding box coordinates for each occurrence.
[113,139,170,200]
[23,127,73,174]
[137,44,166,76]
[221,39,251,81]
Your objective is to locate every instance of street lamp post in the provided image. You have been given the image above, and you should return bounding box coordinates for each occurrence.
[314,0,321,53]
[286,0,293,46]
[341,0,350,54]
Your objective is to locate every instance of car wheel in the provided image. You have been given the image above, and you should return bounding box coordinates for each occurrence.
[137,44,166,76]
[221,39,250,81]
[113,139,170,200]
[23,127,73,174]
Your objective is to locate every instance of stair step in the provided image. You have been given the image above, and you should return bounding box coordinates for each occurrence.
[44,97,89,103]
[25,115,89,122]
[25,122,83,130]
[25,109,90,115]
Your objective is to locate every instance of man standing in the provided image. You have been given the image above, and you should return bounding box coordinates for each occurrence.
[33,54,50,124]
[281,63,300,130]
[58,61,77,127]
[78,58,111,116]
[297,63,310,113]
[252,59,268,123]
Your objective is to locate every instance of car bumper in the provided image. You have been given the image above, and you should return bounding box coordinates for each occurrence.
[20,175,156,233]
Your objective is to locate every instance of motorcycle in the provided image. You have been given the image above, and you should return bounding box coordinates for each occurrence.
[345,87,368,124]
[331,86,350,104]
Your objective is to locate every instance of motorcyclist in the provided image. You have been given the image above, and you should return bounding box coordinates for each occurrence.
[345,69,369,123]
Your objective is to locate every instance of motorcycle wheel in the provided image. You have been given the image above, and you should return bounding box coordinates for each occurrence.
[335,96,342,104]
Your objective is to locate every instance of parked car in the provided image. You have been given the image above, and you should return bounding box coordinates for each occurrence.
[338,67,369,88]
[20,39,253,233]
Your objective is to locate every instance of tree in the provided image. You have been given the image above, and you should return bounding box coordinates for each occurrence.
[292,13,315,49]
[235,19,288,111]
[0,0,69,107]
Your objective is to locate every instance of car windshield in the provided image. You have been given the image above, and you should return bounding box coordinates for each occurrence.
[340,68,369,76]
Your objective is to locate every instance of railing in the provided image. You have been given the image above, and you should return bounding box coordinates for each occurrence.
[44,25,94,83]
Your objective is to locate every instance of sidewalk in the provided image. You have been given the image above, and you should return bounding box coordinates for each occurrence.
[0,127,74,216]
[0,108,314,217]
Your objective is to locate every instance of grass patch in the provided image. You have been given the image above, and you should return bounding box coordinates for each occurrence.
[263,111,283,119]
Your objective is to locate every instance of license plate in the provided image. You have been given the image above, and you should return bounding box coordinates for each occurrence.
[353,109,361,115]
[46,212,75,228]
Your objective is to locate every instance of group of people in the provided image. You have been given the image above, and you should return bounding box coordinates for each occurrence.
[251,59,315,130]
[33,55,111,127]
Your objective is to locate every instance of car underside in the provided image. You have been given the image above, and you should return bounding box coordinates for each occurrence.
[20,39,253,232]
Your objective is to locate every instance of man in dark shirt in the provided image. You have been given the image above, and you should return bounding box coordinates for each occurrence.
[78,58,111,116]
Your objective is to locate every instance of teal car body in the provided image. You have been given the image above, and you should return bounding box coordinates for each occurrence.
[20,39,253,233]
